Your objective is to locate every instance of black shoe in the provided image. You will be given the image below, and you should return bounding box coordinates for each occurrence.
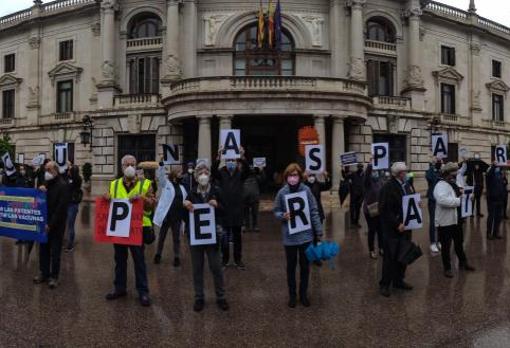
[236,261,246,270]
[394,281,413,291]
[33,274,48,284]
[288,297,297,308]
[105,290,127,300]
[379,287,391,297]
[444,270,454,278]
[300,296,310,307]
[139,294,151,307]
[193,299,205,312]
[154,254,161,264]
[216,299,229,311]
[173,257,180,267]
[48,278,59,289]
[460,264,475,272]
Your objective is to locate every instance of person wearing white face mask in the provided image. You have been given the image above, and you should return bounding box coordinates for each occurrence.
[181,161,197,192]
[183,163,228,312]
[33,161,70,289]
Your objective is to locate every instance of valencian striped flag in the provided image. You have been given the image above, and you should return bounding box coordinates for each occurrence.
[257,0,265,48]
[275,0,282,51]
[268,0,275,47]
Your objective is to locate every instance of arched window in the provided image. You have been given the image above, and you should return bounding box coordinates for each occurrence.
[366,17,396,43]
[233,24,295,76]
[128,13,162,39]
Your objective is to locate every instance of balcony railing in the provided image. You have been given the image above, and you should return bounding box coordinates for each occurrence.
[478,17,510,35]
[113,94,162,108]
[39,112,80,125]
[437,113,471,126]
[372,96,411,110]
[42,0,95,13]
[425,1,468,20]
[482,119,510,129]
[126,37,163,51]
[0,117,14,127]
[365,40,397,53]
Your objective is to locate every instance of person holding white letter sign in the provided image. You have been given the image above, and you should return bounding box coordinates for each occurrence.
[183,163,229,313]
[273,163,323,308]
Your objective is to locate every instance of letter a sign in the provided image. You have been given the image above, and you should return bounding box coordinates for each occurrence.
[220,129,241,160]
[285,191,311,235]
[495,145,507,165]
[189,203,217,246]
[432,133,448,160]
[372,143,389,170]
[403,193,423,230]
[106,199,133,238]
[162,144,181,165]
[305,145,324,174]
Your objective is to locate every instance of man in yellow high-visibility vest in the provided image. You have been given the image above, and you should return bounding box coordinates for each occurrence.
[104,154,155,307]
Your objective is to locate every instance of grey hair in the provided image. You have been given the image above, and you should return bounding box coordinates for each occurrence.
[121,154,136,166]
[391,162,407,176]
[194,163,210,180]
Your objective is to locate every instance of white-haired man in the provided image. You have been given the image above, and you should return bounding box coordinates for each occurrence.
[104,154,155,306]
[378,162,414,297]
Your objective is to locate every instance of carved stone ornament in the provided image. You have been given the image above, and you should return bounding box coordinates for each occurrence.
[300,15,325,47]
[27,86,40,109]
[101,0,118,12]
[401,7,423,19]
[0,74,23,88]
[28,37,41,49]
[406,65,424,89]
[387,115,399,134]
[203,14,230,46]
[470,42,481,55]
[163,55,182,80]
[472,90,481,110]
[91,22,101,37]
[48,62,83,85]
[101,61,115,80]
[346,0,366,9]
[486,79,510,94]
[349,57,366,80]
[432,66,464,82]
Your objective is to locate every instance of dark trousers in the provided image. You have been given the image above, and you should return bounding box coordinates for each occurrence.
[380,233,410,288]
[221,226,242,264]
[474,188,482,216]
[243,200,260,229]
[438,224,467,271]
[365,211,382,252]
[428,200,437,244]
[350,195,363,224]
[39,232,64,279]
[285,242,311,298]
[156,219,182,258]
[487,201,503,237]
[113,244,149,296]
[505,193,509,218]
[190,243,225,301]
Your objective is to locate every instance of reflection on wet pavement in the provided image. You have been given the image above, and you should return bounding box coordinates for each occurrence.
[2,198,510,347]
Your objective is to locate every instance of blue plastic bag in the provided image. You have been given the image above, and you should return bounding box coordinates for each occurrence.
[306,241,340,269]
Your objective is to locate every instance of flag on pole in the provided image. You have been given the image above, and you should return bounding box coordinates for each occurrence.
[275,0,282,51]
[268,0,275,48]
[257,0,265,48]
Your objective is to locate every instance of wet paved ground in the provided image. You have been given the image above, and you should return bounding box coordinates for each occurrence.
[2,198,510,347]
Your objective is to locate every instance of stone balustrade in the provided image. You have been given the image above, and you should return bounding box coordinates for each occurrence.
[38,112,80,125]
[0,118,15,127]
[438,113,471,126]
[426,1,468,20]
[372,96,411,110]
[113,94,162,109]
[481,119,510,129]
[365,40,397,53]
[126,37,163,51]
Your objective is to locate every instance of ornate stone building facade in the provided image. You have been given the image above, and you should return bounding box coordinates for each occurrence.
[0,0,509,194]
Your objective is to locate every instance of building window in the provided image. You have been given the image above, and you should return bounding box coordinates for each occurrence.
[4,54,15,73]
[56,80,73,113]
[128,56,160,94]
[2,89,15,119]
[118,134,156,177]
[440,83,456,114]
[492,60,502,78]
[367,60,394,96]
[233,24,295,76]
[59,40,74,61]
[373,134,407,164]
[441,46,456,66]
[366,17,396,43]
[492,94,504,121]
[128,13,162,39]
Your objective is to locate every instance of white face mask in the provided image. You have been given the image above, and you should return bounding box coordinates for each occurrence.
[45,172,55,181]
[188,168,194,174]
[124,165,136,179]
[197,174,209,187]
[307,176,316,184]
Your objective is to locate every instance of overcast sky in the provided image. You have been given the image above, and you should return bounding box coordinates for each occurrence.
[0,0,508,27]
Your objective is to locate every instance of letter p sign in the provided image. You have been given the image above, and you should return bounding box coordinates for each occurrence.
[107,199,133,238]
[372,143,389,170]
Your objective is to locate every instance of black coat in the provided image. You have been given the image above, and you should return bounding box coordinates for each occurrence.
[304,177,332,221]
[181,173,197,193]
[343,169,364,198]
[183,185,224,231]
[212,159,249,227]
[486,166,506,203]
[46,176,70,236]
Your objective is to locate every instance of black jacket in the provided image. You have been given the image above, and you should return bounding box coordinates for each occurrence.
[212,159,249,227]
[486,166,506,203]
[184,184,224,231]
[304,177,332,221]
[343,169,364,198]
[379,178,413,240]
[181,173,197,193]
[46,176,70,236]
[68,175,83,204]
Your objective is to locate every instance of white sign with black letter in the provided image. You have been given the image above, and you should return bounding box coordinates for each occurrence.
[1,152,16,176]
[285,191,311,235]
[54,143,68,172]
[106,199,133,238]
[432,133,448,159]
[189,204,217,246]
[495,145,507,165]
[305,145,324,174]
[371,143,389,170]
[31,154,46,167]
[253,157,266,168]
[461,186,474,218]
[403,193,423,230]
[162,144,181,165]
[220,129,241,160]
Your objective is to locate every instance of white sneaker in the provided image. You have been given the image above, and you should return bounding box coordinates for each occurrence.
[430,243,440,254]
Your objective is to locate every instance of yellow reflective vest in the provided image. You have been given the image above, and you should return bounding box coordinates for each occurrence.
[109,178,152,227]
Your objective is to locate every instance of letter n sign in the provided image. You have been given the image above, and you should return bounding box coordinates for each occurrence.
[284,191,312,235]
[162,144,181,165]
[189,203,217,246]
[107,199,132,238]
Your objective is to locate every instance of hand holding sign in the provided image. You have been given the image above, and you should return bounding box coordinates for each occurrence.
[403,193,423,230]
[220,129,241,160]
[95,197,143,246]
[461,186,474,218]
[189,204,216,246]
[284,191,311,235]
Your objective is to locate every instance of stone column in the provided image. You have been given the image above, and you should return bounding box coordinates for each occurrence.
[347,0,366,80]
[402,0,425,110]
[314,115,327,146]
[182,0,197,78]
[162,0,182,83]
[25,2,43,126]
[331,116,345,188]
[218,115,233,142]
[329,0,343,77]
[97,0,118,108]
[197,116,212,162]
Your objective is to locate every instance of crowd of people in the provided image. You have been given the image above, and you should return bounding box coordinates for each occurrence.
[1,148,508,308]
